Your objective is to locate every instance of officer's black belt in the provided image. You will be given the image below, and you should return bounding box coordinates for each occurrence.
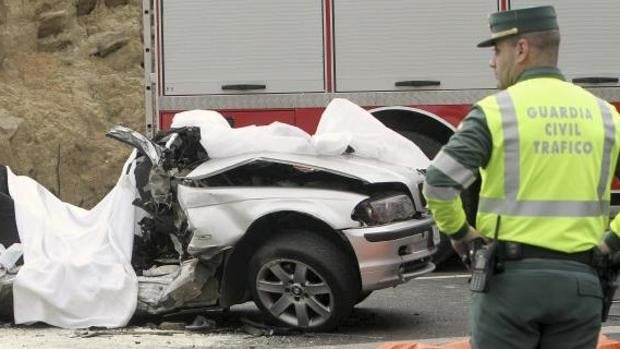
[499,241,594,266]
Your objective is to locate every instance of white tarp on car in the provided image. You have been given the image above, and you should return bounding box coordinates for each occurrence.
[171,98,430,169]
[5,98,429,328]
[314,98,430,168]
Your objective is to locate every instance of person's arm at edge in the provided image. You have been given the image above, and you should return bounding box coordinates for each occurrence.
[599,104,620,254]
[602,165,620,253]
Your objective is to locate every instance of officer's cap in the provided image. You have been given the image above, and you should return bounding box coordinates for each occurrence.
[477,5,558,48]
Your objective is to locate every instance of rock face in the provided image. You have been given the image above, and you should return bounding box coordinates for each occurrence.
[0,0,144,207]
[76,0,97,16]
[105,0,130,8]
[37,10,68,38]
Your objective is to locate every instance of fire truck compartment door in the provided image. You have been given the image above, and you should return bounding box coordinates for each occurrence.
[511,0,620,87]
[161,0,325,95]
[333,0,496,92]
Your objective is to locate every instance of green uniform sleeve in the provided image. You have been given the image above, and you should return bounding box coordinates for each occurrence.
[423,106,492,239]
[439,106,493,170]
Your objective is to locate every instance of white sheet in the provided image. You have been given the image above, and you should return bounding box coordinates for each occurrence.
[8,157,138,328]
[171,110,317,157]
[313,98,430,168]
[172,98,430,169]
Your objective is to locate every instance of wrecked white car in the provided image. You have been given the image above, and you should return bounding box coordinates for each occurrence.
[110,123,438,331]
[0,103,438,331]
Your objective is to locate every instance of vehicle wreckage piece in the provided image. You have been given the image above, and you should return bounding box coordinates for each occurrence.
[136,256,221,315]
[0,243,22,272]
[107,126,223,315]
[0,243,23,320]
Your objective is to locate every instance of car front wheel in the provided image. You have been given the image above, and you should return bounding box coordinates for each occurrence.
[248,230,359,331]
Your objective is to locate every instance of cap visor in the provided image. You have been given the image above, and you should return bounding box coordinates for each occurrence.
[477,38,495,47]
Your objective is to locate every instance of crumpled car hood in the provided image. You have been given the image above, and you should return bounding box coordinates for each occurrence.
[184,152,425,186]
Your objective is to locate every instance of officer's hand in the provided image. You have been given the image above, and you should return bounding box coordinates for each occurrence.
[450,226,484,271]
[450,239,470,270]
[598,240,611,255]
[598,239,620,267]
[599,230,620,257]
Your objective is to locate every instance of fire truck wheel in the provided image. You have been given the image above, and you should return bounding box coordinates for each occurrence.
[248,229,358,331]
[397,130,442,159]
[397,130,478,266]
[398,131,453,264]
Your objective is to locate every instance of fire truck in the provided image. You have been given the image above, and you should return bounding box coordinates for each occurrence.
[142,0,620,262]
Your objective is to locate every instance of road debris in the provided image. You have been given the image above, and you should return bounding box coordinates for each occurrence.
[240,317,297,337]
[185,315,216,331]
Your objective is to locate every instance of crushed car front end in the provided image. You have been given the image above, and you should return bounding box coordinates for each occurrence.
[341,168,438,291]
[181,153,439,294]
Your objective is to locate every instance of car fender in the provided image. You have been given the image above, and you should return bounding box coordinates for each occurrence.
[177,185,367,252]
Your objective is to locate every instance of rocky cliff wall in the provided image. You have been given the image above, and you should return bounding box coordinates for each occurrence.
[0,0,144,207]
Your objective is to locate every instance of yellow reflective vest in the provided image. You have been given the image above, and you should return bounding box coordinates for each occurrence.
[477,77,620,252]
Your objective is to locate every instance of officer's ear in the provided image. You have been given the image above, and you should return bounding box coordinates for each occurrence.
[515,38,530,64]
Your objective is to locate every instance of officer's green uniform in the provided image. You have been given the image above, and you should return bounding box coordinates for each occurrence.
[422,6,620,349]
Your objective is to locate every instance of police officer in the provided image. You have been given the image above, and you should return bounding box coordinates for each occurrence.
[422,5,620,349]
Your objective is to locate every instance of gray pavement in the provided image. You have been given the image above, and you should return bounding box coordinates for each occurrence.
[305,325,620,348]
[304,324,620,349]
[3,327,619,349]
[3,262,620,348]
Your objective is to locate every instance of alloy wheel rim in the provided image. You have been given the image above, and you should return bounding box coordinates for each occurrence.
[256,258,334,328]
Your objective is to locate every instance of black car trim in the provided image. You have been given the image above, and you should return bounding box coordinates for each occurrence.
[363,217,435,242]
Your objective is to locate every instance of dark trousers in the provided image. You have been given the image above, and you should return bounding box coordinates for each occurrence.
[470,259,602,349]
[0,165,20,246]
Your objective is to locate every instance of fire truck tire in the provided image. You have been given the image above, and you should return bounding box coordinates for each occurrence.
[397,130,442,159]
[397,130,478,266]
[397,131,450,264]
[248,229,358,331]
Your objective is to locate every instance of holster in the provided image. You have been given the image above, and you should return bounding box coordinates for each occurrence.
[594,250,620,322]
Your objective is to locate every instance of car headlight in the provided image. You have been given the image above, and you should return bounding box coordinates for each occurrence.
[352,194,415,226]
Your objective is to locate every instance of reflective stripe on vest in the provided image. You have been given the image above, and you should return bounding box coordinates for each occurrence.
[478,90,616,217]
[430,150,477,188]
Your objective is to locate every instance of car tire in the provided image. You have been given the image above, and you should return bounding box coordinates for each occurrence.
[355,290,373,305]
[248,230,359,331]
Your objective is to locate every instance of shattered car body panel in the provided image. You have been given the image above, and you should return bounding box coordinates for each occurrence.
[106,125,162,165]
[136,257,221,315]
